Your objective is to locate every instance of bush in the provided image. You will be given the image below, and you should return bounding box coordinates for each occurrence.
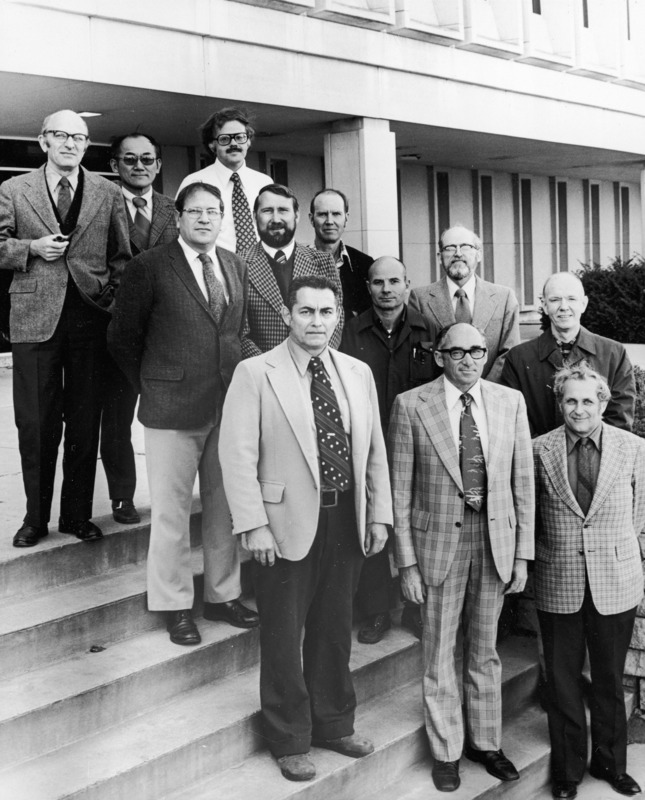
[634,365,645,440]
[577,258,645,343]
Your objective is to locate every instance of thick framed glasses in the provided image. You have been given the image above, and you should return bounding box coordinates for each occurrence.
[117,155,158,166]
[213,132,249,146]
[182,208,223,219]
[440,243,478,255]
[437,346,487,361]
[43,130,89,145]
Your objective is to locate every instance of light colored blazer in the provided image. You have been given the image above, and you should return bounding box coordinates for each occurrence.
[388,377,534,586]
[0,164,131,342]
[409,275,520,383]
[219,339,393,561]
[533,423,645,615]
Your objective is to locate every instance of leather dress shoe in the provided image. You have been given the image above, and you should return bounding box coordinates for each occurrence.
[552,781,578,799]
[589,763,641,795]
[13,523,48,548]
[166,610,201,645]
[312,733,374,758]
[357,612,391,644]
[58,518,103,542]
[432,760,460,792]
[401,604,423,640]
[203,599,259,628]
[277,754,316,782]
[111,499,140,525]
[465,747,519,781]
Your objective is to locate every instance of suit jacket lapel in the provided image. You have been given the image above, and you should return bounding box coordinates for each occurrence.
[168,241,215,322]
[418,382,463,490]
[247,244,284,315]
[481,382,503,478]
[586,425,622,518]
[292,244,313,280]
[75,169,106,238]
[216,247,242,323]
[539,431,582,517]
[329,349,366,479]
[128,215,148,254]
[472,277,495,330]
[427,280,455,328]
[22,165,59,234]
[149,192,175,248]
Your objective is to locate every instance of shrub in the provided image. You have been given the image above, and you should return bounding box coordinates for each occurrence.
[577,258,645,343]
[634,365,645,440]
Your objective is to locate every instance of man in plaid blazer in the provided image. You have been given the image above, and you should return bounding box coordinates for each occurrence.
[241,184,343,358]
[533,363,645,800]
[388,322,534,792]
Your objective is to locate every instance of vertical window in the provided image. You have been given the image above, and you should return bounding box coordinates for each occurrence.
[549,178,569,271]
[532,0,542,13]
[480,175,495,281]
[269,159,288,185]
[436,171,450,237]
[427,166,438,282]
[626,0,631,39]
[591,184,600,264]
[512,175,534,306]
[582,0,589,28]
[614,183,631,260]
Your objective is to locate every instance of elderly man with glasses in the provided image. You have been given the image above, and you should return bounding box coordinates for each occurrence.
[0,108,130,548]
[388,322,534,792]
[177,106,271,254]
[409,224,520,383]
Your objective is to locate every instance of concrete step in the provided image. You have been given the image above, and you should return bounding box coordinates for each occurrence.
[0,623,423,800]
[162,637,541,800]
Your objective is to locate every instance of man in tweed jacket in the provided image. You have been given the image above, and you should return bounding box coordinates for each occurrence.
[388,322,534,793]
[533,364,645,800]
[241,184,343,358]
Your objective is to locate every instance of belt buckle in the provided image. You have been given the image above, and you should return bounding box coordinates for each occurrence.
[321,488,338,508]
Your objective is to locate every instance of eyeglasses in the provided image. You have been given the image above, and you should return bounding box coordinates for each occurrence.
[213,132,249,146]
[181,208,223,219]
[440,243,478,255]
[43,130,89,145]
[437,346,487,361]
[117,155,158,166]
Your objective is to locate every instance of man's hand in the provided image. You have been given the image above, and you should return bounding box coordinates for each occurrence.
[505,558,528,595]
[29,234,69,262]
[244,524,282,567]
[400,564,427,605]
[364,522,388,556]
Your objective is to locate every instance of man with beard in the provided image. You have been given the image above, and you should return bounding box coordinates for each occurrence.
[177,107,271,254]
[409,225,519,383]
[242,184,342,358]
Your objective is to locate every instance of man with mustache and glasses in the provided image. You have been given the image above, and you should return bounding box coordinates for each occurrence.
[177,107,271,255]
[409,225,520,383]
[242,184,343,358]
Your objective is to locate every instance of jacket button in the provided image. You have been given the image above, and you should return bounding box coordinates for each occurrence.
[458,492,464,500]
[583,523,590,528]
[578,550,584,555]
[455,522,462,528]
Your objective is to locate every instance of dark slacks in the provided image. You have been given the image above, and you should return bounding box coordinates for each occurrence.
[12,281,108,526]
[538,582,637,783]
[100,352,137,501]
[354,541,391,618]
[252,489,364,757]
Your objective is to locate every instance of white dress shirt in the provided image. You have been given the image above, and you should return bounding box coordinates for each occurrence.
[177,160,271,253]
[177,237,229,303]
[443,376,489,461]
[45,165,79,203]
[122,186,153,223]
[446,274,477,316]
[261,240,296,261]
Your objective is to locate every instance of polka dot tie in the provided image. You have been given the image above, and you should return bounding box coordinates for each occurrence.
[459,392,486,512]
[308,356,351,491]
[230,171,257,254]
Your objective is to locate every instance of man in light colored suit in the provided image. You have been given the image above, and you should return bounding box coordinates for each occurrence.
[533,363,644,800]
[100,132,178,526]
[241,184,343,358]
[0,109,131,547]
[389,322,534,792]
[108,182,258,646]
[219,275,392,782]
[409,225,519,382]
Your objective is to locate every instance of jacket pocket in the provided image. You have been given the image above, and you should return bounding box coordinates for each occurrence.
[141,365,184,381]
[615,538,638,562]
[260,481,285,504]
[9,279,37,293]
[411,507,431,531]
[535,541,554,563]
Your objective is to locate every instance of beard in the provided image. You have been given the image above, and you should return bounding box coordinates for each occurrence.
[445,260,472,282]
[259,222,295,249]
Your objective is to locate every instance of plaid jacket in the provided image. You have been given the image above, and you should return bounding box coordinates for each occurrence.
[241,242,343,358]
[388,378,534,586]
[533,423,645,615]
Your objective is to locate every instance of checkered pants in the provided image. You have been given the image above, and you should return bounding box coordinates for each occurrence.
[422,507,505,761]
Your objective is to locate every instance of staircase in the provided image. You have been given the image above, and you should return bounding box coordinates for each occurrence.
[0,508,551,799]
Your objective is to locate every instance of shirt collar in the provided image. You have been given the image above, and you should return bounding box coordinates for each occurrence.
[565,423,603,454]
[45,164,79,193]
[122,185,153,204]
[214,159,246,184]
[372,304,407,335]
[443,375,483,409]
[446,273,476,301]
[177,235,217,265]
[287,338,332,376]
[262,240,296,261]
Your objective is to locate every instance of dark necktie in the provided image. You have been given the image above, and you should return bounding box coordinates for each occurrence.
[309,356,351,491]
[198,253,227,323]
[459,393,486,512]
[132,196,151,244]
[57,177,72,221]
[230,171,256,254]
[576,437,595,515]
[454,288,472,323]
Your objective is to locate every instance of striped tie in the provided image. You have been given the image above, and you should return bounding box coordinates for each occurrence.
[198,253,227,323]
[309,356,351,491]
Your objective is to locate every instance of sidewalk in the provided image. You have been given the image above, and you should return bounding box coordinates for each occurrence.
[0,356,151,558]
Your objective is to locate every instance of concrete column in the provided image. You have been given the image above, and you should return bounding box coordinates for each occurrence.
[323,118,398,258]
[641,167,645,257]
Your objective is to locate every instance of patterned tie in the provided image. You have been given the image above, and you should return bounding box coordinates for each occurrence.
[576,437,595,515]
[454,288,472,323]
[198,253,227,323]
[230,171,256,254]
[132,196,151,244]
[309,356,351,491]
[57,177,71,221]
[459,393,487,512]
